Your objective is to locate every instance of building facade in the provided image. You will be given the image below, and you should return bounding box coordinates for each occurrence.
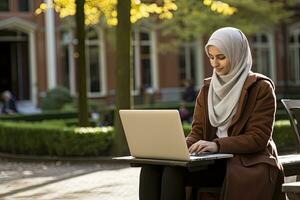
[0,0,300,110]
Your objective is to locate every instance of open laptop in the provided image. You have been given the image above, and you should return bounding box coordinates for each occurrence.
[119,109,233,162]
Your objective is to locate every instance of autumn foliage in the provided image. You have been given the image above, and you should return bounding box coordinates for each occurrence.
[36,0,236,25]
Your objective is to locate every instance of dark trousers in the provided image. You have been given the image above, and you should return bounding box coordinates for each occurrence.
[139,160,226,200]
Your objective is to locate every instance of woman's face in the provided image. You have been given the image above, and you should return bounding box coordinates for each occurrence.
[207,45,231,75]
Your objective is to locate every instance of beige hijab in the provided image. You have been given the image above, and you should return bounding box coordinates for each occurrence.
[205,27,252,137]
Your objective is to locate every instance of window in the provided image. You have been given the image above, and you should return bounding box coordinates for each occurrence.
[61,31,71,89]
[179,42,197,83]
[86,28,102,95]
[0,0,9,11]
[288,30,300,85]
[251,33,274,79]
[60,28,106,97]
[18,0,31,12]
[132,28,154,93]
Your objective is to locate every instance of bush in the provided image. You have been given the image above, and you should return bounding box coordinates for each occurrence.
[0,119,295,156]
[41,87,73,111]
[183,123,191,136]
[61,99,107,113]
[182,120,297,153]
[0,111,78,121]
[0,122,113,156]
[273,120,297,152]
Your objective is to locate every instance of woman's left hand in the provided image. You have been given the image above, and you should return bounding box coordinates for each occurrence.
[188,140,218,154]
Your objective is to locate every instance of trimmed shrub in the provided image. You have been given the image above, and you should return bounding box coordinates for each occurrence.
[41,87,73,111]
[182,120,297,153]
[273,120,297,152]
[0,111,78,122]
[0,122,113,156]
[0,119,296,156]
[39,119,97,127]
[183,123,191,136]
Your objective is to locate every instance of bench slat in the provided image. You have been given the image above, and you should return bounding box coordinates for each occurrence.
[282,182,300,193]
[279,154,300,176]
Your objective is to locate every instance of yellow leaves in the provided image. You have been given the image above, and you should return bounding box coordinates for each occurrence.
[40,3,48,10]
[107,18,118,26]
[35,8,42,15]
[111,11,117,18]
[130,0,177,23]
[84,4,101,25]
[35,0,235,25]
[203,0,237,15]
[35,0,76,18]
[34,3,47,15]
[36,0,177,25]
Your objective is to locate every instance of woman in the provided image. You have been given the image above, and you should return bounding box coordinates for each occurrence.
[139,27,285,200]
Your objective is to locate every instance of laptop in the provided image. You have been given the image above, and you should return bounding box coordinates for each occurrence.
[119,109,233,162]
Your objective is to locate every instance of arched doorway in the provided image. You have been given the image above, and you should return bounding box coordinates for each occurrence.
[0,29,30,100]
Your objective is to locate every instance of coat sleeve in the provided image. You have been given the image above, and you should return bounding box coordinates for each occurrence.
[214,80,276,154]
[186,83,206,147]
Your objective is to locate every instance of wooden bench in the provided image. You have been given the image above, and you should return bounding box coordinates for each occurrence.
[282,182,300,200]
[279,154,300,177]
[279,154,300,200]
[280,99,300,199]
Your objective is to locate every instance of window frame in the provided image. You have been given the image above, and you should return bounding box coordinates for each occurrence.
[287,28,300,85]
[131,27,158,95]
[18,0,33,12]
[251,32,276,83]
[60,27,107,97]
[85,27,103,97]
[179,42,197,83]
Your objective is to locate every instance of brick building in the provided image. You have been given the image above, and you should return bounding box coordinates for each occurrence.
[0,0,299,111]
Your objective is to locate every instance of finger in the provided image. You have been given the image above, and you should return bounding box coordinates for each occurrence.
[189,140,202,153]
[189,144,197,153]
[199,146,210,153]
[195,144,205,153]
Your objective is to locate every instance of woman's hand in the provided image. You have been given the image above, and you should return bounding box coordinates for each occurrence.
[188,140,218,154]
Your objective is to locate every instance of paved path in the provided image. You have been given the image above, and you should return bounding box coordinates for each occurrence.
[0,159,140,200]
[0,158,297,200]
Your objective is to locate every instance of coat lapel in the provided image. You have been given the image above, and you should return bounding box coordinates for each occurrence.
[229,73,257,132]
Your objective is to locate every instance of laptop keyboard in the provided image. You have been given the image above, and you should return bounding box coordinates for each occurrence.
[189,152,215,157]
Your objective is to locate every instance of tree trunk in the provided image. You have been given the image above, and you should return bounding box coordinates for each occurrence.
[75,0,89,127]
[112,0,131,155]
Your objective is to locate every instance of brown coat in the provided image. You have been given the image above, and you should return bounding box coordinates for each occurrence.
[186,72,286,200]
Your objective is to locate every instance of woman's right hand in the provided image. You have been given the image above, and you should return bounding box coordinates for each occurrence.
[188,140,218,154]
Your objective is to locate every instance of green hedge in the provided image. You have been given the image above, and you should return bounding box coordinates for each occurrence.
[0,119,296,156]
[0,122,113,156]
[39,119,97,127]
[0,111,78,122]
[182,120,297,153]
[0,103,287,124]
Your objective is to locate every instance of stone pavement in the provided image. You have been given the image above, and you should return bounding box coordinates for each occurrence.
[0,158,140,200]
[0,158,297,200]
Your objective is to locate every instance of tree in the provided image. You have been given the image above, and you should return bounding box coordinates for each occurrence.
[37,0,291,50]
[75,0,89,126]
[111,0,131,155]
[36,0,178,25]
[159,0,291,44]
[36,0,178,155]
[36,0,290,154]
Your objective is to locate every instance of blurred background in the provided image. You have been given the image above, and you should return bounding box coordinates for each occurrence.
[0,0,299,156]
